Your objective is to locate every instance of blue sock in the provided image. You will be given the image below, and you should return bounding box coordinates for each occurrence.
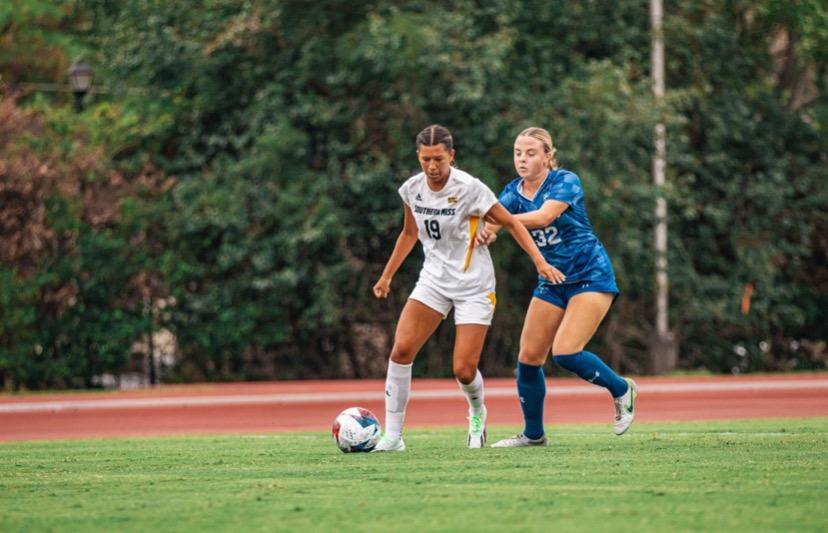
[516,362,546,439]
[552,351,629,398]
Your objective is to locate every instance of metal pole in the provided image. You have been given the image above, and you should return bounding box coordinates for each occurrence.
[650,0,677,373]
[73,91,86,112]
[148,292,157,386]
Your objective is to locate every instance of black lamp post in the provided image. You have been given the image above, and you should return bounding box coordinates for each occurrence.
[67,61,93,111]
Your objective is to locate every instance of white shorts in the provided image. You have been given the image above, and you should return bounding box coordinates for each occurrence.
[409,281,497,325]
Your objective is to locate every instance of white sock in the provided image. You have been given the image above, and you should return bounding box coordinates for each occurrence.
[458,369,485,416]
[384,359,412,441]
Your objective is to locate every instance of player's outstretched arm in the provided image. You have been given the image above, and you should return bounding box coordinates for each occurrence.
[512,199,568,229]
[373,204,419,299]
[485,203,566,284]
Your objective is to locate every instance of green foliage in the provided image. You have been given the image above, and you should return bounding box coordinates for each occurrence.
[0,0,85,84]
[0,0,825,385]
[665,0,828,372]
[34,211,149,388]
[0,269,37,389]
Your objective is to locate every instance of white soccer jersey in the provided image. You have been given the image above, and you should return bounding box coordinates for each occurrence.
[399,167,499,296]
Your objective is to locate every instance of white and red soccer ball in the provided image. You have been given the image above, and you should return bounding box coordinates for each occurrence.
[332,407,381,453]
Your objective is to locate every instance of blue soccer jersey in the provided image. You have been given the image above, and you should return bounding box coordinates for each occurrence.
[498,169,615,284]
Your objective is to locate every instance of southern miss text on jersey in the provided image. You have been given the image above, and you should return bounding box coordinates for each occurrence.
[498,168,616,284]
[399,167,499,296]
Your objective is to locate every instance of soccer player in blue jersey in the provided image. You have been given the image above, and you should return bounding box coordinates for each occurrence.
[478,127,637,447]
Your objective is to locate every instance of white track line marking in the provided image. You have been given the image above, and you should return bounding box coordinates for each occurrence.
[1,379,827,414]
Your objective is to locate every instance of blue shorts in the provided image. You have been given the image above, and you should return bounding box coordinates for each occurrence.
[533,278,619,309]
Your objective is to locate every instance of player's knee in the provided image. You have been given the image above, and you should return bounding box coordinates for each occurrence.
[389,344,416,365]
[518,347,547,366]
[452,363,477,384]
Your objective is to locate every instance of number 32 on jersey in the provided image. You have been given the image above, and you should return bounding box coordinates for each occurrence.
[531,226,561,247]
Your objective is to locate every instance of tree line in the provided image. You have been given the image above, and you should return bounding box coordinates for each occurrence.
[1,0,826,389]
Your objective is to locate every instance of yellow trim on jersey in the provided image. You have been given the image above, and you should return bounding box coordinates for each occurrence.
[488,291,497,309]
[463,216,480,272]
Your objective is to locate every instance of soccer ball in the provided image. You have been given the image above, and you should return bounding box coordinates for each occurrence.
[332,407,382,453]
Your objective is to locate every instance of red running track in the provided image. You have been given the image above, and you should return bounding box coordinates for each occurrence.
[1,374,827,442]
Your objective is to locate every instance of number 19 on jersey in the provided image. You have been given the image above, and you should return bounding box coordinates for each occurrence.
[424,220,441,240]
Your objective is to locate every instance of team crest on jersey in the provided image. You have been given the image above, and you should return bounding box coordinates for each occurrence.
[448,196,457,204]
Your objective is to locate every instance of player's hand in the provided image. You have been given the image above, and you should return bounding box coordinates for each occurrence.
[475,228,497,247]
[373,277,391,299]
[537,262,566,284]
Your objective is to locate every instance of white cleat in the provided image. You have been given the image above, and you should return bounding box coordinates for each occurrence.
[614,378,637,435]
[490,433,548,448]
[467,407,487,449]
[371,435,406,452]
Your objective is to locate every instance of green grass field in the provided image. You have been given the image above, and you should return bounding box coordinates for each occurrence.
[2,418,827,532]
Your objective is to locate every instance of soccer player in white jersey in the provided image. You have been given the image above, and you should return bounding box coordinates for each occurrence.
[371,124,564,451]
